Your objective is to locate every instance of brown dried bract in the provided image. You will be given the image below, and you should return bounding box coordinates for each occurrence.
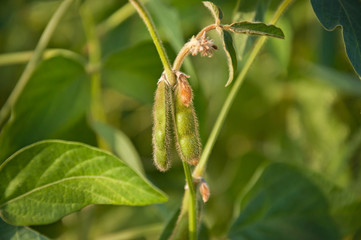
[175,71,193,107]
[199,180,210,203]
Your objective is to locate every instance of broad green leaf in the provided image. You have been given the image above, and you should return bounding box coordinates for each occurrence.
[0,140,167,225]
[228,21,284,39]
[0,218,49,240]
[202,1,223,25]
[91,121,144,175]
[0,56,96,164]
[310,0,361,77]
[229,162,340,240]
[218,29,238,86]
[303,170,361,237]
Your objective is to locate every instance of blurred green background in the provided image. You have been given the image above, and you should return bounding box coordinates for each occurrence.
[0,0,360,239]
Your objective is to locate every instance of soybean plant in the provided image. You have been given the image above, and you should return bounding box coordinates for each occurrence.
[131,0,288,239]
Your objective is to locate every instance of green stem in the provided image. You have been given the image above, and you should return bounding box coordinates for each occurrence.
[129,0,176,86]
[0,49,86,67]
[0,0,74,128]
[182,161,197,240]
[80,5,108,150]
[193,0,294,178]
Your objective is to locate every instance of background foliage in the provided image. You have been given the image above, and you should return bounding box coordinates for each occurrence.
[0,0,361,239]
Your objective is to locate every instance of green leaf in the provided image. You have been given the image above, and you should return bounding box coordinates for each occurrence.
[303,170,361,237]
[0,218,49,240]
[229,162,340,240]
[148,0,199,85]
[229,21,285,39]
[91,121,144,175]
[310,0,361,77]
[103,42,174,103]
[158,208,181,240]
[219,29,238,86]
[304,61,361,97]
[232,0,271,60]
[202,1,223,25]
[0,140,167,225]
[0,56,96,164]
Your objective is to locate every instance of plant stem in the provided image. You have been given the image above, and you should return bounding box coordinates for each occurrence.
[0,49,86,67]
[129,0,176,86]
[80,5,108,150]
[182,161,197,240]
[0,0,74,129]
[193,0,294,178]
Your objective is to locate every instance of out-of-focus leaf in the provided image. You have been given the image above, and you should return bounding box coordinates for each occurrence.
[147,0,198,85]
[103,42,170,103]
[310,0,361,77]
[228,22,284,39]
[91,121,144,175]
[202,1,223,25]
[0,140,167,225]
[0,218,49,240]
[229,162,340,240]
[267,18,292,71]
[158,208,181,240]
[304,62,361,97]
[218,29,237,86]
[304,170,361,237]
[0,56,95,164]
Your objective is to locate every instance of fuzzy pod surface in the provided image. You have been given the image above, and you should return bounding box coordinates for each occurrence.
[152,79,171,171]
[174,80,201,165]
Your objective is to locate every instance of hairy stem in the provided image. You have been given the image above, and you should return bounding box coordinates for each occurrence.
[129,0,175,86]
[193,0,294,178]
[0,0,74,129]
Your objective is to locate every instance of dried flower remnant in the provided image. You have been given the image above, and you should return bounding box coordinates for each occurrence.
[188,32,217,57]
[199,179,210,203]
[175,71,193,107]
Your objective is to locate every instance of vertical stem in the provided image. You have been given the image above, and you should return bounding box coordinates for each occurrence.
[80,6,105,123]
[129,0,176,86]
[80,6,107,150]
[182,161,197,240]
[193,0,294,178]
[0,0,74,128]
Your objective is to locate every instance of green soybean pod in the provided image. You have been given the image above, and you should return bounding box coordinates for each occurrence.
[174,78,201,165]
[152,78,171,171]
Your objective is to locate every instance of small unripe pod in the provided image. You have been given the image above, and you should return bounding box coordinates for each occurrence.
[152,78,171,171]
[174,76,201,165]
